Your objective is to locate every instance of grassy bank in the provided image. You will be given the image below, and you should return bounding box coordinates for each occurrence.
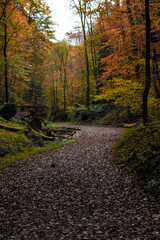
[67,102,140,127]
[113,120,160,199]
[0,139,76,170]
[0,117,76,170]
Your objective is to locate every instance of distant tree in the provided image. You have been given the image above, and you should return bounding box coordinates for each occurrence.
[53,41,71,115]
[3,0,8,102]
[71,0,90,109]
[143,0,151,125]
[23,75,46,107]
[0,0,13,103]
[0,0,54,104]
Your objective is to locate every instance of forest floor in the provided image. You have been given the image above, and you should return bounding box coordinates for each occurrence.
[0,124,160,240]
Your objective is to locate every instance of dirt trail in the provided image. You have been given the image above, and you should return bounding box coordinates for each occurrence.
[0,124,159,240]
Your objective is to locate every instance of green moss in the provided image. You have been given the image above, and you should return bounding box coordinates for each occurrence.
[0,117,24,128]
[0,129,33,157]
[113,120,160,198]
[0,118,77,170]
[30,127,55,140]
[0,123,26,132]
[0,139,76,170]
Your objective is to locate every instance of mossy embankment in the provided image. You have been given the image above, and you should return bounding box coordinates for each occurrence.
[113,120,160,199]
[0,118,77,170]
[67,102,139,126]
[67,103,160,199]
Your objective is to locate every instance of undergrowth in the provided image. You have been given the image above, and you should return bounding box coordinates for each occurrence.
[0,139,76,170]
[0,116,24,128]
[113,120,160,199]
[0,117,76,170]
[0,129,33,158]
[66,102,139,126]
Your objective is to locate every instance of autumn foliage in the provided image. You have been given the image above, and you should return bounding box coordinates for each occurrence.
[0,0,159,122]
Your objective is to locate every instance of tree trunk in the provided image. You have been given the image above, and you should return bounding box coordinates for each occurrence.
[88,16,99,94]
[143,0,151,125]
[52,69,56,107]
[152,43,160,98]
[126,0,140,79]
[82,23,90,109]
[55,85,58,113]
[71,0,90,109]
[151,33,160,87]
[4,2,8,103]
[63,67,67,115]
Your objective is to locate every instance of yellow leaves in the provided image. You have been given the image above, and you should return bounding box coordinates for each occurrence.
[95,78,143,114]
[96,77,160,116]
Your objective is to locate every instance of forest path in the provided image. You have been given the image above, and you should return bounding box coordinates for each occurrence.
[0,124,160,240]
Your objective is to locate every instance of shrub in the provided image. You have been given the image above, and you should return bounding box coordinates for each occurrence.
[0,103,17,120]
[95,78,143,115]
[26,130,44,147]
[0,144,9,157]
[146,180,160,199]
[88,103,109,121]
[113,120,160,198]
[67,104,88,121]
[10,117,27,126]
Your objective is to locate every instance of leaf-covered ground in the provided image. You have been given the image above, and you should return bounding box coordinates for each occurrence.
[0,124,159,240]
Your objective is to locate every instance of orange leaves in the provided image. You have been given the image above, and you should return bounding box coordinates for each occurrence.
[0,0,55,105]
[95,0,160,84]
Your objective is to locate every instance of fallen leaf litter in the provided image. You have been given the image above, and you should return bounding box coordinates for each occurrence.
[0,124,159,240]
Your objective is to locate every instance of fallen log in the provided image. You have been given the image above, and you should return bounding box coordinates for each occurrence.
[30,128,56,141]
[0,123,25,132]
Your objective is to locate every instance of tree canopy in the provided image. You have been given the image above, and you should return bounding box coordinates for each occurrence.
[0,0,159,123]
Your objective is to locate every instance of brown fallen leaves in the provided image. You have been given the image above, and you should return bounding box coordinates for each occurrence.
[0,124,159,240]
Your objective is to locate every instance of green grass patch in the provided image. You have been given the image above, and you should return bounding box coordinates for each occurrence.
[113,120,160,199]
[0,139,76,170]
[45,121,61,128]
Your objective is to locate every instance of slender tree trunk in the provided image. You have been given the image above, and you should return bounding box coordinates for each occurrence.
[88,16,99,94]
[152,43,160,98]
[82,24,90,109]
[126,0,140,79]
[63,67,67,115]
[84,43,90,109]
[151,33,160,86]
[34,58,38,107]
[143,0,151,125]
[4,2,8,103]
[71,0,90,108]
[55,85,58,113]
[51,69,56,107]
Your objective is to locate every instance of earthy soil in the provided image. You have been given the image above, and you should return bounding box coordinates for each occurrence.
[0,124,160,240]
